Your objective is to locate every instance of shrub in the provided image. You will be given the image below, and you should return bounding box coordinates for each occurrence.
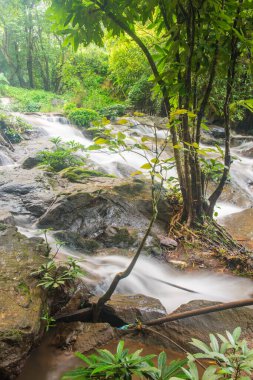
[64,102,77,116]
[62,341,186,380]
[37,138,85,172]
[68,108,99,127]
[128,76,161,115]
[99,104,126,119]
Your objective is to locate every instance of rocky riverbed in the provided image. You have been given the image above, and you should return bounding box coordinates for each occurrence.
[0,110,253,379]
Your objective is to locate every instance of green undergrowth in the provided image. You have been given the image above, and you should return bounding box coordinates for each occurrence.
[0,85,65,113]
[60,167,115,182]
[0,111,32,143]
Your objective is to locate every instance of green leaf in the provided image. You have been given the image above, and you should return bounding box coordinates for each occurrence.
[140,162,152,169]
[94,138,109,145]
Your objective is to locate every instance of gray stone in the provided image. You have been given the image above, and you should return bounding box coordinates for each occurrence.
[22,156,42,169]
[91,294,167,325]
[53,322,116,352]
[152,300,253,352]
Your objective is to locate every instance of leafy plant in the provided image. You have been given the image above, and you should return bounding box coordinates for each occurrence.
[148,352,187,380]
[172,327,253,380]
[33,257,83,290]
[41,310,56,332]
[62,340,187,380]
[37,137,85,172]
[68,108,99,127]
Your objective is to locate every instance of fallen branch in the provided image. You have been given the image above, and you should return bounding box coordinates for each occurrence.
[144,298,253,327]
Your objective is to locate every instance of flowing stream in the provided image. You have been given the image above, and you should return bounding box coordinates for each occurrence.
[1,111,252,379]
[13,113,253,311]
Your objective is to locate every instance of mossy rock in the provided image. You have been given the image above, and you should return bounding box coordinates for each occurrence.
[60,167,115,183]
[0,227,47,378]
[54,230,102,252]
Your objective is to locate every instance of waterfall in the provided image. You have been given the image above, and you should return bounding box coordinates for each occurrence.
[0,149,14,166]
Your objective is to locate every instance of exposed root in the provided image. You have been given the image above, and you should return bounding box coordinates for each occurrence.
[169,210,253,275]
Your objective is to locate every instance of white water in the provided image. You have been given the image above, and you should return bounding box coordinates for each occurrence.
[20,113,176,178]
[19,113,253,216]
[3,113,253,314]
[17,226,253,313]
[0,149,14,166]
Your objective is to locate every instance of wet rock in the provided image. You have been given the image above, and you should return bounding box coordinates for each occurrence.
[158,236,178,249]
[22,193,54,218]
[91,294,167,325]
[152,300,253,352]
[53,322,116,352]
[0,227,47,379]
[56,281,92,315]
[211,126,225,138]
[54,231,102,252]
[0,183,37,195]
[38,178,172,252]
[0,211,15,226]
[220,208,253,251]
[22,156,42,169]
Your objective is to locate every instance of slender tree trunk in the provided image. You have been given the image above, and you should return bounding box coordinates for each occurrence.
[208,0,243,216]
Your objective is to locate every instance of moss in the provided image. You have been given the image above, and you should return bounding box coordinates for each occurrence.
[0,329,23,342]
[17,282,30,296]
[60,167,115,183]
[0,223,7,231]
[110,228,136,246]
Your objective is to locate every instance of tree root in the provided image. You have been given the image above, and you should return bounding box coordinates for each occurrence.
[169,211,253,275]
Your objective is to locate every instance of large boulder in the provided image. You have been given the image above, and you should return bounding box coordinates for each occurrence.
[0,226,47,379]
[91,294,167,326]
[151,300,253,352]
[38,178,172,253]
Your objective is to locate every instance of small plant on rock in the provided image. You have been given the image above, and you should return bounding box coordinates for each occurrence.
[41,310,56,332]
[33,257,83,290]
[37,137,85,172]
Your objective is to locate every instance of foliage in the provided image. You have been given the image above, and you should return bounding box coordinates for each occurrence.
[1,86,64,113]
[62,340,186,380]
[128,75,161,114]
[0,111,31,143]
[67,108,99,127]
[0,0,65,91]
[60,167,115,183]
[61,45,117,109]
[108,37,161,114]
[33,257,82,290]
[175,327,253,380]
[99,104,127,119]
[63,329,253,380]
[37,137,85,172]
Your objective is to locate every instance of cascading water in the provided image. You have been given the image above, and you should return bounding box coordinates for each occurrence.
[0,149,14,166]
[0,112,251,380]
[17,226,253,314]
[19,113,176,178]
[3,113,253,309]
